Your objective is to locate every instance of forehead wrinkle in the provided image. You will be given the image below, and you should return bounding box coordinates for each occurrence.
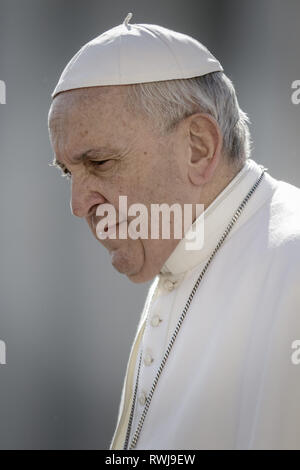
[49,95,90,164]
[48,100,72,156]
[48,111,68,163]
[49,112,65,137]
[49,86,133,167]
[54,145,126,168]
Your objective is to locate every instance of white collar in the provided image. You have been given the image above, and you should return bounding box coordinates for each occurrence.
[159,159,273,276]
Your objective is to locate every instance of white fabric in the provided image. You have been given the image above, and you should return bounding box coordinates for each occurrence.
[52,13,223,98]
[110,159,300,450]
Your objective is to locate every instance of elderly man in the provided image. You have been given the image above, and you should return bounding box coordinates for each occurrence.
[48,14,300,450]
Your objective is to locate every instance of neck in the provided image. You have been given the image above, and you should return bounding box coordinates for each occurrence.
[200,158,246,211]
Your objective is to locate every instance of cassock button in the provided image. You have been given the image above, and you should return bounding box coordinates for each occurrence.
[164,279,175,291]
[150,315,162,327]
[138,391,147,406]
[143,352,154,366]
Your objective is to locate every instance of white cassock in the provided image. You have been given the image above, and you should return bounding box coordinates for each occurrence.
[110,158,300,450]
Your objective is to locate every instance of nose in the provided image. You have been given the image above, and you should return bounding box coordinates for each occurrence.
[70,177,106,218]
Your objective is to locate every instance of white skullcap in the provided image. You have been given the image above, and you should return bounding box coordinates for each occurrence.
[52,12,223,98]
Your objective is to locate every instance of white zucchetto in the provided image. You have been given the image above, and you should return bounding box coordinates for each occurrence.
[52,12,223,98]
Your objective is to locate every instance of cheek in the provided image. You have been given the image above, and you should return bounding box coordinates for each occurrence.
[146,158,180,202]
[108,164,145,201]
[104,150,172,205]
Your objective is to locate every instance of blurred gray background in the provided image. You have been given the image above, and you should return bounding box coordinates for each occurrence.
[0,0,299,449]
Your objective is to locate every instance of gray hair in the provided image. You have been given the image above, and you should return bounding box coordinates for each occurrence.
[125,71,252,166]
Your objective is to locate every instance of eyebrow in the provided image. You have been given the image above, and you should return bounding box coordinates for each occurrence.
[52,146,122,168]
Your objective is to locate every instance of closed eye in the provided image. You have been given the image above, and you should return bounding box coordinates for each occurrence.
[89,159,115,171]
[49,158,114,179]
[91,159,111,166]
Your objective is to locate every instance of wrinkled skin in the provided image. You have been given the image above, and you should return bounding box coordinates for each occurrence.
[48,85,239,283]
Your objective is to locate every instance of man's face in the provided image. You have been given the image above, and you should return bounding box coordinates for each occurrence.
[48,86,192,283]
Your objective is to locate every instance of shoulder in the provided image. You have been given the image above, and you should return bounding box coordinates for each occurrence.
[268,178,300,250]
[248,175,300,279]
[270,178,300,219]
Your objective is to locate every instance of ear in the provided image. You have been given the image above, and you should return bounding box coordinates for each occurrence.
[187,113,223,186]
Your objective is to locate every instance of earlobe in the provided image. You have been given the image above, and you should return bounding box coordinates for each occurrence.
[188,157,213,185]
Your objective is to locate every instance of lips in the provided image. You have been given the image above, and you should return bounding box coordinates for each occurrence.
[97,218,128,238]
[107,219,128,236]
[90,204,128,239]
[102,221,119,237]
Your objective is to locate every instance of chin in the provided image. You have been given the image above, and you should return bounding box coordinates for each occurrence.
[126,265,158,284]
